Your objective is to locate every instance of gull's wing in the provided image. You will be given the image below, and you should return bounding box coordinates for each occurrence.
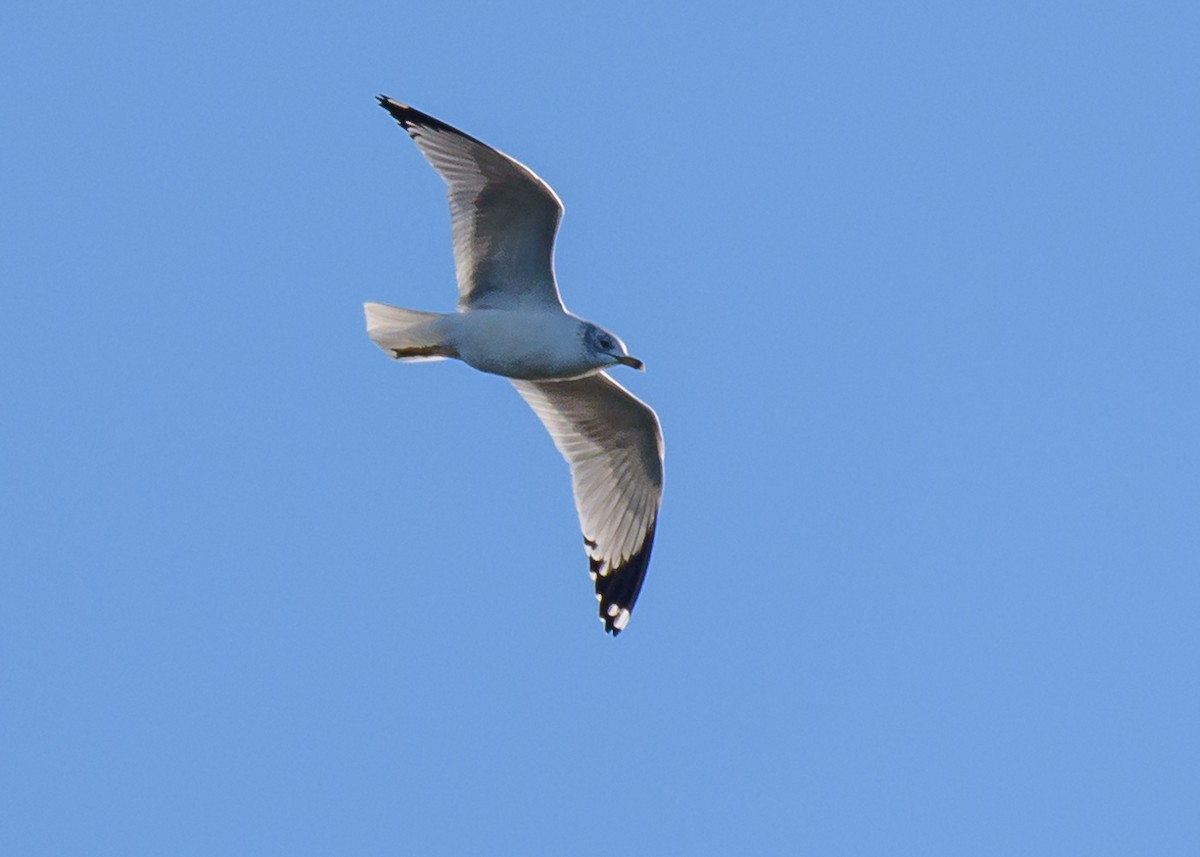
[512,374,664,635]
[377,96,565,312]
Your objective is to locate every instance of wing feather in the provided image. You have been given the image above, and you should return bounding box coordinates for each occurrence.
[377,96,565,311]
[512,374,664,634]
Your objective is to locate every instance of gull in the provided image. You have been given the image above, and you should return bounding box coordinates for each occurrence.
[363,96,664,635]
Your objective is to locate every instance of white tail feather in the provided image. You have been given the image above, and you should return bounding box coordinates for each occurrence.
[363,302,454,362]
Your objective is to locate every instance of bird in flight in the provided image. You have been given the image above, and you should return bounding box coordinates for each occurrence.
[364,96,664,635]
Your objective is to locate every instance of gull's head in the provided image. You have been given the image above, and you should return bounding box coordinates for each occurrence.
[583,323,644,372]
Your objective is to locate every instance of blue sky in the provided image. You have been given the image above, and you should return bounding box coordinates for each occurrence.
[2,1,1198,854]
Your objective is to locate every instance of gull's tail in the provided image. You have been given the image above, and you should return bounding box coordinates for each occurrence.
[363,302,456,362]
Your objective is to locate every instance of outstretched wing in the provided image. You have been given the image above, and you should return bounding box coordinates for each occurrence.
[377,96,565,311]
[512,374,664,635]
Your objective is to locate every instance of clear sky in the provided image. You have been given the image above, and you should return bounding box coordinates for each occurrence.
[2,1,1198,854]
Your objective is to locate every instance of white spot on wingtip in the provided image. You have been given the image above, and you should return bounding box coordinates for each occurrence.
[613,609,630,631]
[606,603,620,618]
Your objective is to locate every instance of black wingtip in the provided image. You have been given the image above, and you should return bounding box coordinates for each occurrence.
[373,96,488,147]
[590,520,657,637]
[376,94,408,120]
[376,95,427,139]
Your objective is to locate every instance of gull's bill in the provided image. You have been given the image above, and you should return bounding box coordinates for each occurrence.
[512,374,664,634]
[377,96,565,312]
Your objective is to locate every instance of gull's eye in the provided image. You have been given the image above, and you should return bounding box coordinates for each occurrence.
[599,336,614,350]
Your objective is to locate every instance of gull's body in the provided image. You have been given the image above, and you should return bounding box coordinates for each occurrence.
[367,305,612,381]
[364,96,663,635]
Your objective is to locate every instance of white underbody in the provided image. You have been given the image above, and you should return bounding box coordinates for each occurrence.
[365,301,611,381]
[447,309,601,380]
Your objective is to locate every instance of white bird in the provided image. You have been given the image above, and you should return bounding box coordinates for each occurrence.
[364,96,664,635]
